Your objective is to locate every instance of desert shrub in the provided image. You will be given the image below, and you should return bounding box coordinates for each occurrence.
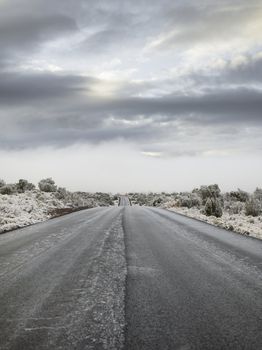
[204,197,223,217]
[254,188,262,202]
[152,197,164,207]
[70,192,96,208]
[224,200,244,214]
[16,179,35,193]
[38,178,57,192]
[0,179,5,187]
[55,187,67,200]
[195,184,221,204]
[0,184,16,195]
[226,189,249,202]
[177,192,201,208]
[245,197,261,217]
[94,192,114,206]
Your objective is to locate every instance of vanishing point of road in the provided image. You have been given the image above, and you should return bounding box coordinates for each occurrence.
[0,197,261,349]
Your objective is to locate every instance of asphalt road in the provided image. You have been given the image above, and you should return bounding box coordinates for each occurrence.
[1,201,262,349]
[119,196,131,206]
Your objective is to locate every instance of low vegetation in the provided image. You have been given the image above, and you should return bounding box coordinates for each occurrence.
[1,178,261,239]
[0,177,115,233]
[128,185,262,239]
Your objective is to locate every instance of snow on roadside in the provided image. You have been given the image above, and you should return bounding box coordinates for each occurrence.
[165,205,262,240]
[0,191,65,233]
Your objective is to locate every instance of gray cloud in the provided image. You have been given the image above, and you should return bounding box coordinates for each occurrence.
[148,1,262,50]
[0,15,78,69]
[0,0,261,160]
[0,72,94,104]
[0,73,261,150]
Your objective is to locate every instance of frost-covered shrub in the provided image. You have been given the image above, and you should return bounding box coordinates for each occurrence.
[245,197,261,217]
[16,179,35,193]
[38,178,57,192]
[152,197,164,207]
[226,189,249,203]
[224,201,244,214]
[195,184,221,204]
[94,192,114,206]
[254,188,262,202]
[55,187,67,200]
[0,179,5,187]
[204,197,223,217]
[0,184,16,195]
[177,192,201,208]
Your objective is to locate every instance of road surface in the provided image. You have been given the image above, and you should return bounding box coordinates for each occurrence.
[0,201,262,349]
[119,196,131,206]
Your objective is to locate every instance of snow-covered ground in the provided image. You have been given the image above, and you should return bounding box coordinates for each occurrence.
[0,191,66,233]
[0,190,116,234]
[165,205,262,240]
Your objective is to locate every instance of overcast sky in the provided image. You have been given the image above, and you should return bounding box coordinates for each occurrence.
[0,0,262,192]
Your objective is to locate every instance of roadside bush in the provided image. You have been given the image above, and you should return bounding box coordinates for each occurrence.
[224,200,244,214]
[0,179,5,187]
[94,192,114,206]
[204,197,223,217]
[38,178,57,192]
[254,188,262,202]
[16,179,35,193]
[195,184,221,205]
[152,197,164,207]
[55,187,67,200]
[0,184,16,195]
[245,197,261,217]
[177,193,201,208]
[226,189,249,203]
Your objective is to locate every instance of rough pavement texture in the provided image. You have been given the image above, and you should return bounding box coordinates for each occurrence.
[0,203,262,349]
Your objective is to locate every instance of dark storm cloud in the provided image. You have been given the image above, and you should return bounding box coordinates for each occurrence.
[69,87,262,123]
[0,72,95,104]
[1,75,261,149]
[222,56,262,84]
[0,0,261,153]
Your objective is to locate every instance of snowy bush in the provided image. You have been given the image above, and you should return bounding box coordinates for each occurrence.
[225,189,249,203]
[224,200,244,214]
[152,197,164,207]
[177,192,201,208]
[38,178,57,192]
[55,187,68,200]
[254,188,262,202]
[204,197,223,217]
[245,197,261,217]
[16,179,35,193]
[0,184,16,195]
[194,184,221,205]
[0,179,5,187]
[94,192,114,206]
